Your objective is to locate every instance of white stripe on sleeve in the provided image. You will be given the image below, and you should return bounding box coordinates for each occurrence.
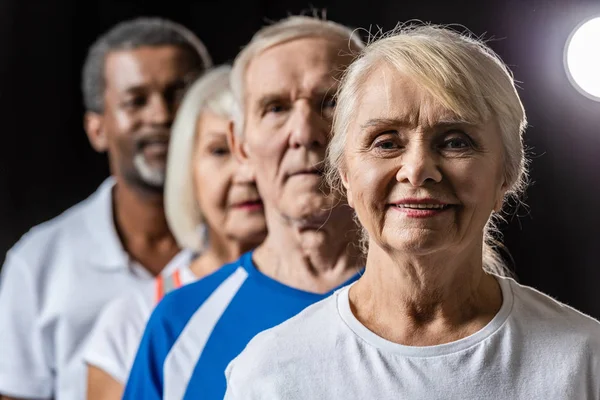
[163,266,248,400]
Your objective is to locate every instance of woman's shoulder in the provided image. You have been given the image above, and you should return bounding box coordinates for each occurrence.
[502,276,600,342]
[226,291,342,385]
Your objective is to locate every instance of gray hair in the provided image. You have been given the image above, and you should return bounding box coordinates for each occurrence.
[82,17,212,113]
[327,24,529,277]
[230,15,365,137]
[164,65,234,251]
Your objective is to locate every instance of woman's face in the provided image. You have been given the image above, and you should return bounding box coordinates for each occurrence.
[193,111,266,247]
[341,64,507,257]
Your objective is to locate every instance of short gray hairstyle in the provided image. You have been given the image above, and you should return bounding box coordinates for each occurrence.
[82,17,212,113]
[164,65,234,251]
[327,24,529,276]
[230,15,365,137]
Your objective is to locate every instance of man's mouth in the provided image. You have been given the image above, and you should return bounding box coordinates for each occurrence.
[141,142,168,156]
[289,167,324,178]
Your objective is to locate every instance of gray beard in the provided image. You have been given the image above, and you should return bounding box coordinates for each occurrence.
[133,153,166,187]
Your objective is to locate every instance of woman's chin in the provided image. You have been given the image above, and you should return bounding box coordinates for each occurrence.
[378,232,454,256]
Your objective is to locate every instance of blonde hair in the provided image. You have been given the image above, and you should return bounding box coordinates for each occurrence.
[230,15,365,137]
[327,24,528,276]
[165,65,234,251]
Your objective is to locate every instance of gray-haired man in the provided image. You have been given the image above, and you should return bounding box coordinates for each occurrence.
[0,17,210,400]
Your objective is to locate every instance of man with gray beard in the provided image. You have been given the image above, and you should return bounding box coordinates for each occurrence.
[0,17,210,400]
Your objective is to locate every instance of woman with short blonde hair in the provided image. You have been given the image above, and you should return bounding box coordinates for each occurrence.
[225,25,600,399]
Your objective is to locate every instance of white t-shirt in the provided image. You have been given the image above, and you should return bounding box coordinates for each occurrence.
[226,276,600,400]
[83,264,198,383]
[0,178,188,400]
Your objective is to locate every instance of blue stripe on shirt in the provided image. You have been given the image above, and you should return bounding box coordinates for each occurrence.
[123,251,363,400]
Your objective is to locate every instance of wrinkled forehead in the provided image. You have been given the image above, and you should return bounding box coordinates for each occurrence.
[196,110,230,141]
[350,62,484,131]
[244,37,354,101]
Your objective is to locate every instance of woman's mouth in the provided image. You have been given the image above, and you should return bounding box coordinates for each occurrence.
[389,200,454,218]
[394,203,450,210]
[232,200,264,212]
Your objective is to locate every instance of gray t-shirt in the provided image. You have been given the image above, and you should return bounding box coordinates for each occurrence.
[225,277,600,399]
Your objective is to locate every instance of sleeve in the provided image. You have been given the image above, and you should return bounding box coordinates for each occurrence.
[223,359,243,400]
[82,291,150,384]
[122,300,174,400]
[0,251,53,398]
[224,353,262,400]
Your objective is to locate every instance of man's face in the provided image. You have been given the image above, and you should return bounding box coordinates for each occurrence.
[241,37,355,229]
[90,45,198,192]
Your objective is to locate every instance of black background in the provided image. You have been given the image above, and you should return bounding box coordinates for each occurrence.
[1,0,599,318]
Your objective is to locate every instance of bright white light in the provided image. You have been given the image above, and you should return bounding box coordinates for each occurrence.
[565,16,600,101]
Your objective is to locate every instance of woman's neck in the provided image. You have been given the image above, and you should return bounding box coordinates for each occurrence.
[350,242,503,346]
[253,205,365,294]
[189,230,258,279]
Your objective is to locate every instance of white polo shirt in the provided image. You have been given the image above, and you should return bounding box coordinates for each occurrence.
[0,177,187,400]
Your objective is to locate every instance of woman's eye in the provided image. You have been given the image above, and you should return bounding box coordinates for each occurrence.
[442,136,472,149]
[373,136,400,151]
[210,147,229,156]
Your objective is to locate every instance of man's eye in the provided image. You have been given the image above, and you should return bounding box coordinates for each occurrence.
[265,104,287,114]
[122,97,146,109]
[166,86,187,105]
[322,97,336,109]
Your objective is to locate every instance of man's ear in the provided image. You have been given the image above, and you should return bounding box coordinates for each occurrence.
[84,112,108,152]
[339,168,354,209]
[227,120,250,164]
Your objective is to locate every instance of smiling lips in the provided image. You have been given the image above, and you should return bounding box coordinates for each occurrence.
[395,203,448,209]
[141,142,168,157]
[390,199,453,218]
[138,136,169,159]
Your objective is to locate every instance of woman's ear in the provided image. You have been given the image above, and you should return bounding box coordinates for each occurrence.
[494,179,509,213]
[493,197,504,213]
[340,168,354,209]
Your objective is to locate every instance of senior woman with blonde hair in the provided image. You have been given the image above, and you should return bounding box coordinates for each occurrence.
[225,25,600,399]
[83,65,266,400]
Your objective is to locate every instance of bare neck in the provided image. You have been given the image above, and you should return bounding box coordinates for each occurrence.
[190,228,261,279]
[253,205,364,294]
[350,241,502,346]
[112,178,180,276]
